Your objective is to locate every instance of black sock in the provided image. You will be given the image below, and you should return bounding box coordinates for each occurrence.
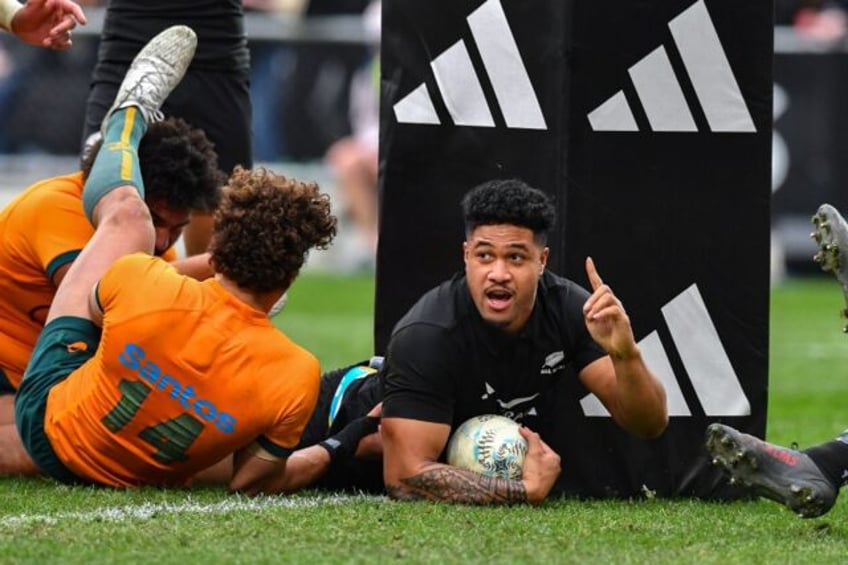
[803,432,848,488]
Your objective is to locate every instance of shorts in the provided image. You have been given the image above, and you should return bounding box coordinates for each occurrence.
[298,360,376,448]
[298,361,385,493]
[82,63,253,175]
[15,316,101,485]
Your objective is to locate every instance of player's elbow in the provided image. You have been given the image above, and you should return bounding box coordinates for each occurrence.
[384,480,423,501]
[228,475,260,495]
[628,410,669,439]
[642,413,669,439]
[383,461,429,501]
[229,471,277,496]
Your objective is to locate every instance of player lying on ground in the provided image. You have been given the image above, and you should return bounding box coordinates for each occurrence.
[0,117,223,422]
[705,203,848,518]
[0,359,385,494]
[380,179,669,505]
[5,25,342,494]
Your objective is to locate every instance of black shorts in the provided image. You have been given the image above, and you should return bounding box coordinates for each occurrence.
[82,63,253,175]
[299,361,379,447]
[299,361,385,493]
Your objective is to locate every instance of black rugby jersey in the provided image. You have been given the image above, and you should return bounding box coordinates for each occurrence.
[382,270,606,432]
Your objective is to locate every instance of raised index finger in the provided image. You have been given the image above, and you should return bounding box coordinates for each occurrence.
[585,256,603,291]
[65,1,88,25]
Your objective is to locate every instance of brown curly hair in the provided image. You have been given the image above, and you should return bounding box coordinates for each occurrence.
[81,117,224,212]
[209,167,338,293]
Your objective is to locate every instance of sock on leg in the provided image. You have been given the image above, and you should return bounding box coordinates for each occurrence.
[803,431,848,488]
[82,107,148,224]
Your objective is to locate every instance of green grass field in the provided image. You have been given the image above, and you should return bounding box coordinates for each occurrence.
[2,273,848,563]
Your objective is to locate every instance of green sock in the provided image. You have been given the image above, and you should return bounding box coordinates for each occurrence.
[82,107,148,223]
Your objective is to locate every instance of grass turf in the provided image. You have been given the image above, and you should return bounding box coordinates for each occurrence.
[2,273,848,563]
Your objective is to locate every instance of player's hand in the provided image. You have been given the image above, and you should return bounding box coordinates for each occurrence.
[366,401,382,418]
[519,426,560,505]
[11,0,86,51]
[319,411,380,462]
[582,256,638,360]
[355,402,383,458]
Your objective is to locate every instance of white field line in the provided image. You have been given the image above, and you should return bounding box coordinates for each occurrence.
[1,493,386,528]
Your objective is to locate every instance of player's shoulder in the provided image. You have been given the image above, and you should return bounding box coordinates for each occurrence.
[539,270,591,301]
[3,173,84,218]
[112,252,168,269]
[251,327,320,370]
[393,274,464,333]
[20,172,83,203]
[258,340,321,397]
[106,253,177,285]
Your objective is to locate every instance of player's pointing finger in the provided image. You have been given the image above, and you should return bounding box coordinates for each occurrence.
[586,256,603,291]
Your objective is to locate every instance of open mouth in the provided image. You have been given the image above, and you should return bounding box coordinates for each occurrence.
[485,287,513,311]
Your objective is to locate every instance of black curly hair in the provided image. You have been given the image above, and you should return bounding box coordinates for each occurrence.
[81,117,224,212]
[461,179,557,245]
[209,167,338,293]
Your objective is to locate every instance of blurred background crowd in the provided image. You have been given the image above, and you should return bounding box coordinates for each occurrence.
[3,0,848,277]
[0,0,380,271]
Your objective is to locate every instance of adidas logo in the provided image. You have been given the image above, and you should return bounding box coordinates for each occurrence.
[580,284,751,417]
[392,0,546,130]
[587,0,755,133]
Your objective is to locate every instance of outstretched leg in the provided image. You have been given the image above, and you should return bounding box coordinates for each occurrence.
[50,25,197,325]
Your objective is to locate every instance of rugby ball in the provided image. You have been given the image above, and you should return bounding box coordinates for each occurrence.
[446,414,528,480]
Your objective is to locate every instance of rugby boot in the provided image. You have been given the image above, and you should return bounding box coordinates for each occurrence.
[100,25,197,136]
[706,423,837,518]
[812,203,848,328]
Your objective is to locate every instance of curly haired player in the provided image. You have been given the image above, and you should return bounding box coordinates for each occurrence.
[0,115,223,412]
[9,26,339,493]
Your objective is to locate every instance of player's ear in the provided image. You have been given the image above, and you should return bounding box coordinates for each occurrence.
[540,247,550,273]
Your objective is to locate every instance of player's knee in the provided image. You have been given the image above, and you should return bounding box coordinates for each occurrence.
[97,190,155,247]
[100,189,151,225]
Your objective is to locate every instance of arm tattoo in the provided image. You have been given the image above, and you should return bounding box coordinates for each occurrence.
[387,466,528,505]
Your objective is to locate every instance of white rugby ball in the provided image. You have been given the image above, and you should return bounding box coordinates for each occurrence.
[446,414,528,480]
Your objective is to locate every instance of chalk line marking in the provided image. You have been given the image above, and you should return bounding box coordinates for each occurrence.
[1,493,386,528]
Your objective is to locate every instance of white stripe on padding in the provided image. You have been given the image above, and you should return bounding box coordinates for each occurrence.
[579,331,691,417]
[587,91,638,132]
[662,284,750,416]
[629,46,697,132]
[467,0,546,130]
[669,0,756,133]
[431,40,494,127]
[394,83,441,125]
[0,493,386,528]
[639,331,692,416]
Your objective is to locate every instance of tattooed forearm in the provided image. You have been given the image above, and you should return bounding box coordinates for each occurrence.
[387,466,528,505]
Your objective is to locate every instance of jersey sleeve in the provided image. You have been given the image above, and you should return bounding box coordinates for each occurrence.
[381,323,458,425]
[23,178,92,279]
